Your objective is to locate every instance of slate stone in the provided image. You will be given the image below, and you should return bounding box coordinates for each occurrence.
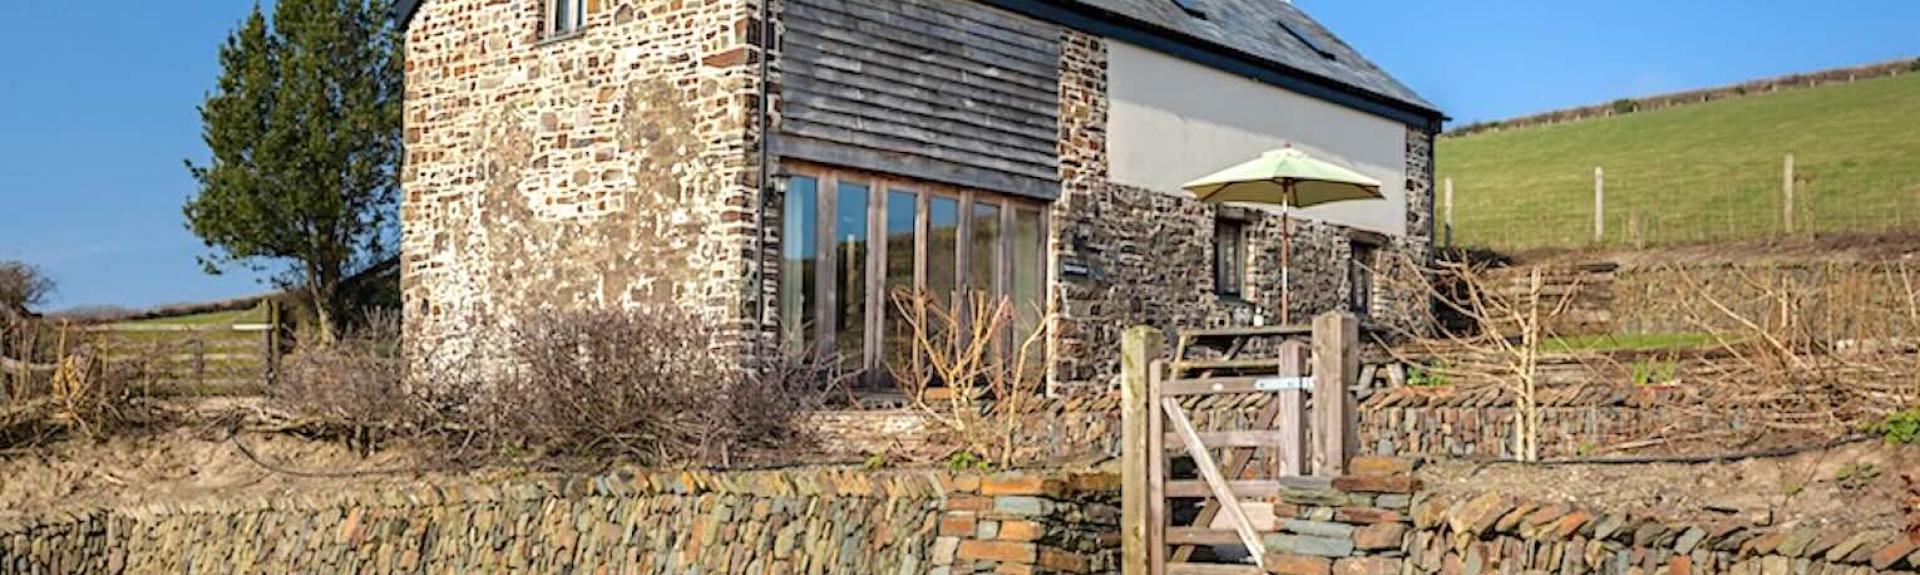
[1267,534,1357,558]
[1285,519,1357,538]
[1675,527,1708,554]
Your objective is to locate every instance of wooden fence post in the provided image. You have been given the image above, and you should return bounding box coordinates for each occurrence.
[1593,167,1606,244]
[1277,340,1310,476]
[1784,153,1796,234]
[1312,312,1358,476]
[1120,326,1164,575]
[1443,177,1455,248]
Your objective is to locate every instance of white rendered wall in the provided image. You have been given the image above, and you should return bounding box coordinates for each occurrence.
[1107,41,1409,236]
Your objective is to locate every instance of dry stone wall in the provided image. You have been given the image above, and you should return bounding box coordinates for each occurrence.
[0,468,1120,575]
[1359,385,1700,460]
[1411,491,1920,575]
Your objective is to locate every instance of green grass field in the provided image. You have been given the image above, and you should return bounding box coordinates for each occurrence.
[1438,71,1920,251]
[117,306,267,328]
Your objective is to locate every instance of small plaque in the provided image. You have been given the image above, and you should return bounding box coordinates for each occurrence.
[1255,376,1313,391]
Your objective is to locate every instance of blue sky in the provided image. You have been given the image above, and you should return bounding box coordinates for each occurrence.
[0,1,1913,311]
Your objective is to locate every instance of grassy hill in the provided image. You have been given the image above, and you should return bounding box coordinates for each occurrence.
[1437,71,1920,251]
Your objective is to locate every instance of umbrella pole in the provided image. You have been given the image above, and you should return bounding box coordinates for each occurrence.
[1281,208,1292,325]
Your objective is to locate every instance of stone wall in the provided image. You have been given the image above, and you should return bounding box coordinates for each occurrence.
[1239,457,1425,575]
[1411,491,1920,575]
[400,0,767,370]
[1359,385,1697,460]
[0,467,1120,575]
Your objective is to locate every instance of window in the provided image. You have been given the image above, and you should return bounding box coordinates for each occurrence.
[1349,240,1379,317]
[1214,218,1246,298]
[548,0,586,38]
[779,176,820,351]
[1169,0,1207,19]
[1276,18,1336,61]
[779,165,1048,375]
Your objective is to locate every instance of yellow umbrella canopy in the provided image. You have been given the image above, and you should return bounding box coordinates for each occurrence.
[1183,146,1383,206]
[1182,145,1383,324]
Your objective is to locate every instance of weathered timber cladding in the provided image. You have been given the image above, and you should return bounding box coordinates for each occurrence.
[776,0,1063,200]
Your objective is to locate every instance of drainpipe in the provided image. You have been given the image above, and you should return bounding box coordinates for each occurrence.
[752,0,775,359]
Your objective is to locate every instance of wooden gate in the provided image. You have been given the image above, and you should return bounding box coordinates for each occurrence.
[1120,313,1360,575]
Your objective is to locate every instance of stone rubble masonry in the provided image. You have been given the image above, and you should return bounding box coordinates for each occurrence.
[1358,384,1700,460]
[1410,490,1920,575]
[401,0,768,372]
[11,455,1902,575]
[0,467,1121,575]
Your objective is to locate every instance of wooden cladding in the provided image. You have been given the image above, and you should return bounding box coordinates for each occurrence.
[775,0,1063,201]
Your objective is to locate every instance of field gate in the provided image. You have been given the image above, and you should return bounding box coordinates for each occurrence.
[1119,312,1361,575]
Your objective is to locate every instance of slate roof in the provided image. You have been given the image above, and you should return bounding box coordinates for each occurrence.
[1062,0,1439,116]
[393,0,1442,125]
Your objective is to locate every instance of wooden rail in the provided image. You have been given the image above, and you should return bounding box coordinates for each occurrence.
[1122,312,1361,575]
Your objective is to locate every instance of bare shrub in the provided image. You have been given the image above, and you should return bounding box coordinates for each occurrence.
[490,309,723,461]
[269,312,416,451]
[3,321,160,447]
[1390,254,1920,456]
[264,307,831,466]
[1383,254,1583,461]
[473,307,824,465]
[1659,263,1920,441]
[888,290,1050,468]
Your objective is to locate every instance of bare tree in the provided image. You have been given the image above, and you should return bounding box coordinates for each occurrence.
[1388,256,1579,462]
[888,290,1051,468]
[0,261,55,318]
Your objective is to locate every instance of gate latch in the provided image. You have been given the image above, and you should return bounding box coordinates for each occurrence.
[1254,376,1313,392]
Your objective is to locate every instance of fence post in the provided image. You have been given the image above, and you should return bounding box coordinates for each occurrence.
[1120,326,1163,575]
[1784,153,1796,235]
[1594,167,1606,245]
[1312,312,1358,476]
[1278,340,1310,476]
[1443,177,1455,248]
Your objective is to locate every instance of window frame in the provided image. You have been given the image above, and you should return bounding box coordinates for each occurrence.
[1348,237,1382,318]
[545,0,588,40]
[1213,217,1247,300]
[779,163,1049,374]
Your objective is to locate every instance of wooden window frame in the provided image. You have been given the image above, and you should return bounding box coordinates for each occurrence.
[1213,217,1247,300]
[780,163,1048,374]
[545,0,588,40]
[1347,234,1384,319]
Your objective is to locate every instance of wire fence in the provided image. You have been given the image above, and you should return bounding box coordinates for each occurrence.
[1441,156,1920,252]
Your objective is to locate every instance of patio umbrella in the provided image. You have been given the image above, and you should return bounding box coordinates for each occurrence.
[1184,144,1383,324]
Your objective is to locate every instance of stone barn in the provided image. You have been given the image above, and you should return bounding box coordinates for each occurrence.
[395,0,1445,386]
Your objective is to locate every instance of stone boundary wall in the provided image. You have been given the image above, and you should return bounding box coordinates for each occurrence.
[1410,491,1920,575]
[0,468,1120,575]
[1359,385,1700,460]
[1447,58,1920,137]
[1243,457,1425,575]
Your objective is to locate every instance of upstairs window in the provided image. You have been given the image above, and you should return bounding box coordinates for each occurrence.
[548,0,586,38]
